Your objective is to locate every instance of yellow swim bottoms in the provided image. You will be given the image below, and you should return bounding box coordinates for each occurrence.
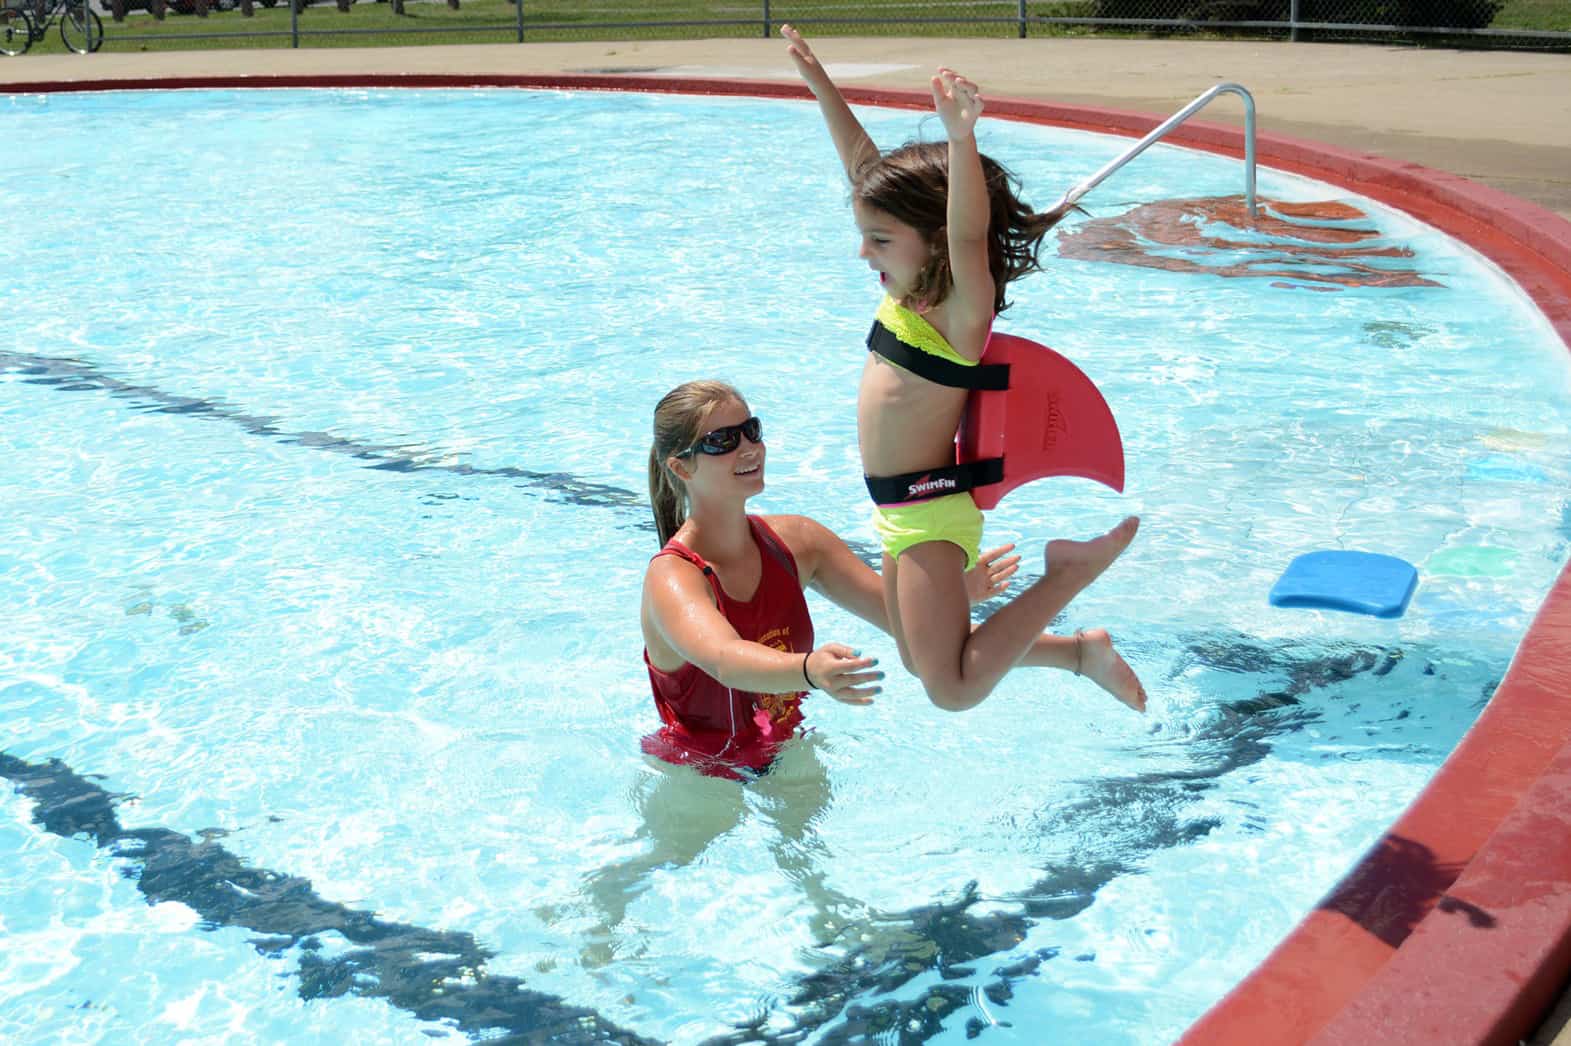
[870,492,983,570]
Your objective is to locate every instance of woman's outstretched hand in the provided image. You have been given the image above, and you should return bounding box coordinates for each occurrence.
[966,543,1021,604]
[805,643,882,705]
[931,67,984,140]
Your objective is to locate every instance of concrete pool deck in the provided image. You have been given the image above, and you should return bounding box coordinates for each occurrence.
[2,38,1569,222]
[4,36,1571,1046]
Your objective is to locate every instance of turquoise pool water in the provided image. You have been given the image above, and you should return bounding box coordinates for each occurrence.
[2,88,1568,1044]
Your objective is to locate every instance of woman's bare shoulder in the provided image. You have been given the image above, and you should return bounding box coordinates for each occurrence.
[757,513,828,549]
[643,547,706,593]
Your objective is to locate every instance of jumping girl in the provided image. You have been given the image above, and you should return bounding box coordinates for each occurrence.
[783,26,1145,713]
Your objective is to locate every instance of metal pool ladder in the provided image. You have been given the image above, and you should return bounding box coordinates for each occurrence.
[1048,83,1258,220]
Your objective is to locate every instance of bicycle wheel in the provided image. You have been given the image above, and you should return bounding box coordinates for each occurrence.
[60,2,101,53]
[0,7,33,55]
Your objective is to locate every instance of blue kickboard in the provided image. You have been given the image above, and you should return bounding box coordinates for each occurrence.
[1269,551,1419,619]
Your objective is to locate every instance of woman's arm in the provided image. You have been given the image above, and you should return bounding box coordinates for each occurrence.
[643,555,880,703]
[932,68,996,354]
[771,515,1020,629]
[781,515,891,630]
[783,25,880,183]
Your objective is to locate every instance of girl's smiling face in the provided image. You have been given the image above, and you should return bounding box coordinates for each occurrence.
[853,200,933,303]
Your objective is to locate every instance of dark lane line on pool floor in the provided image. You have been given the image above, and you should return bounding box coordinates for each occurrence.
[760,634,1446,1043]
[1,635,1463,1043]
[0,347,903,565]
[0,750,660,1046]
[0,349,648,517]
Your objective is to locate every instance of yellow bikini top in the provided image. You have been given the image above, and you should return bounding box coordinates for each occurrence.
[875,296,978,369]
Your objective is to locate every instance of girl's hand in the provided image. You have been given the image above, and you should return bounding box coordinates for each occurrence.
[931,67,984,140]
[782,24,825,83]
[805,643,882,705]
[966,543,1020,604]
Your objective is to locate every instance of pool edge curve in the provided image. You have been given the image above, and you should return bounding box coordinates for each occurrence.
[5,71,1570,1046]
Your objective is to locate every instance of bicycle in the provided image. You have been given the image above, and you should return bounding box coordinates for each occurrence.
[0,0,103,55]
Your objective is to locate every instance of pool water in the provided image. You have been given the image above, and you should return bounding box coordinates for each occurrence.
[2,88,1568,1044]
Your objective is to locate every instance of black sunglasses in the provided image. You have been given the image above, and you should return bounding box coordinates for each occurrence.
[680,416,764,457]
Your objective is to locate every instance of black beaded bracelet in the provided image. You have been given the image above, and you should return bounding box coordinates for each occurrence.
[802,652,817,691]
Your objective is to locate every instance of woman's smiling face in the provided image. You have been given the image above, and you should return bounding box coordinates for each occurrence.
[680,399,765,494]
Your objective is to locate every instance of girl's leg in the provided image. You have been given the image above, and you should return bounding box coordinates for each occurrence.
[890,540,975,708]
[881,552,917,675]
[896,516,1140,711]
[1021,629,1147,712]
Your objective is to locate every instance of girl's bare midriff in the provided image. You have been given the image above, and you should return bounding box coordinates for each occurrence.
[857,354,969,479]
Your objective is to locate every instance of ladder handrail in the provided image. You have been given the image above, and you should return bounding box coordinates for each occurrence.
[1050,82,1257,220]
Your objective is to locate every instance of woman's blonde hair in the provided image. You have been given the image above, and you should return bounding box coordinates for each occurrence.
[648,380,746,546]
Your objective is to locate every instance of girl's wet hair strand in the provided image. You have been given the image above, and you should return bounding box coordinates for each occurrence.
[853,141,1073,314]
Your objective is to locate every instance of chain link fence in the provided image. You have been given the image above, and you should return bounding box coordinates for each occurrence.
[4,0,1564,55]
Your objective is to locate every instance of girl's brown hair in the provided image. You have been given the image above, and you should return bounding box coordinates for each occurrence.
[851,141,1071,314]
[647,380,746,546]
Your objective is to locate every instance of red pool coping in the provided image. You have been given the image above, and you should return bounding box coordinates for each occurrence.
[8,71,1571,1046]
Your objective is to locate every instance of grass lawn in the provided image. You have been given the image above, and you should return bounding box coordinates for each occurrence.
[1494,0,1571,32]
[22,1,1078,56]
[9,0,1564,56]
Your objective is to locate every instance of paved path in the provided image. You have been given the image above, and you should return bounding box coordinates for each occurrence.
[4,39,1570,220]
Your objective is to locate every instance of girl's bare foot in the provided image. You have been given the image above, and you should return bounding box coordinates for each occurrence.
[1045,515,1139,590]
[1076,627,1147,713]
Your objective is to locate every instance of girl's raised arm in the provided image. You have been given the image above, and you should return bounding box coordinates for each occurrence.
[933,68,996,340]
[783,25,880,182]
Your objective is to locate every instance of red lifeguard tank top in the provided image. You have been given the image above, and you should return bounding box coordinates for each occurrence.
[642,515,814,779]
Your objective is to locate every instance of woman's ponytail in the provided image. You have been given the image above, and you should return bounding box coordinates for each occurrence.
[648,444,687,547]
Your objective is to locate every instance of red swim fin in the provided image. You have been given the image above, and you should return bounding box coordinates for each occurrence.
[957,333,1125,511]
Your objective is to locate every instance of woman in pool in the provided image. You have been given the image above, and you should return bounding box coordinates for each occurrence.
[563,379,1147,965]
[642,379,1144,782]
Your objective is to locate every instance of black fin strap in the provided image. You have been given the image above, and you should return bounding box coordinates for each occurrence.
[864,459,1004,506]
[866,321,1009,391]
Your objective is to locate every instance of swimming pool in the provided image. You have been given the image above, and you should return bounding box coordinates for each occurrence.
[2,87,1568,1044]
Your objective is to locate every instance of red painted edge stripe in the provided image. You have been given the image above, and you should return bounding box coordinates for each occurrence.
[1186,561,1571,1046]
[7,71,1571,1046]
[1307,666,1571,1046]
